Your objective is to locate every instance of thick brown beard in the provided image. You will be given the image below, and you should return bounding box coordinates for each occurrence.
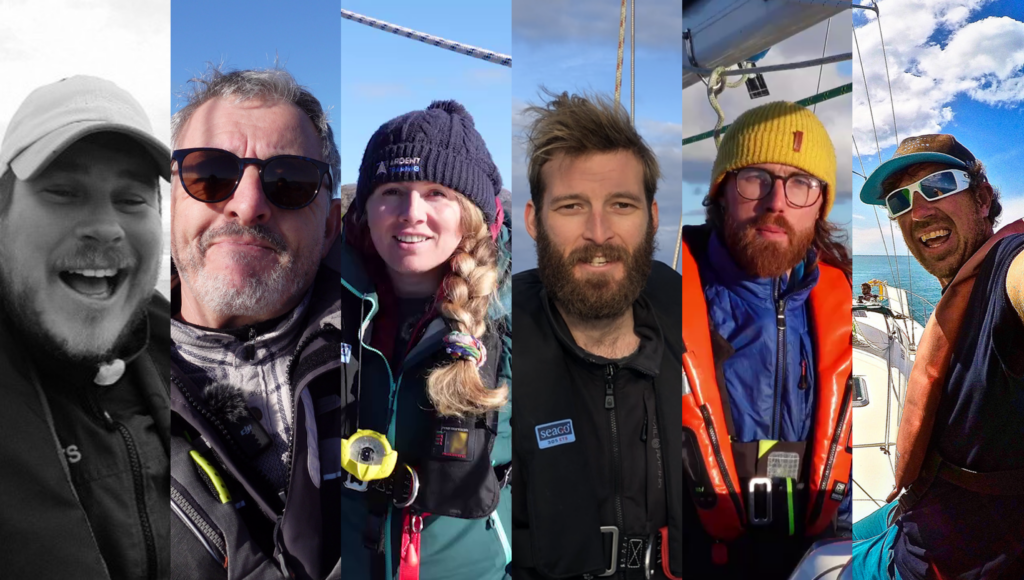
[535,217,655,321]
[722,211,815,279]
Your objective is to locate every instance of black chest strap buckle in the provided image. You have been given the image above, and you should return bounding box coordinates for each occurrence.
[584,527,659,579]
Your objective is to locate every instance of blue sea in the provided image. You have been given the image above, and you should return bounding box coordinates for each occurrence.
[852,255,941,327]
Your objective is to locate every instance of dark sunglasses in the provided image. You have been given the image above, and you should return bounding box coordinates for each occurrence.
[884,169,970,218]
[172,148,333,210]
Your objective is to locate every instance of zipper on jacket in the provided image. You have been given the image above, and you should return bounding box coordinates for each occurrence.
[772,278,788,440]
[699,404,745,524]
[170,485,226,567]
[604,364,626,549]
[807,381,853,523]
[93,402,158,580]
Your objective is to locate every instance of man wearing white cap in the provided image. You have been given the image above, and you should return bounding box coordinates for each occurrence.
[0,76,170,579]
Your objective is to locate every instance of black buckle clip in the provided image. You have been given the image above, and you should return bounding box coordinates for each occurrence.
[344,464,419,509]
[749,477,773,526]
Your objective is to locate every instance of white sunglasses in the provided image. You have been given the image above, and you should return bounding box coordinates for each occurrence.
[884,169,971,218]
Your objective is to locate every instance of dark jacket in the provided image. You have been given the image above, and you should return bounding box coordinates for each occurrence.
[338,226,513,580]
[0,292,171,580]
[894,234,1024,580]
[169,241,344,580]
[510,261,683,580]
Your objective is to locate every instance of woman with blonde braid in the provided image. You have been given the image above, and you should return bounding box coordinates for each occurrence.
[338,101,512,580]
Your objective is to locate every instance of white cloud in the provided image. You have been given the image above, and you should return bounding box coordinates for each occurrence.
[853,2,1024,155]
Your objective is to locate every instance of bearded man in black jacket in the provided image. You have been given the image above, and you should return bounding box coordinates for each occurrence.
[510,91,683,580]
[0,76,171,580]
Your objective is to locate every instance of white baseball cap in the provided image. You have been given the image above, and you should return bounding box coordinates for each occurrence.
[0,75,170,181]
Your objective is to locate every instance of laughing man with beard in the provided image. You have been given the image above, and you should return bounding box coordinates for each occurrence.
[680,101,853,579]
[852,135,1024,580]
[0,77,171,579]
[511,91,683,580]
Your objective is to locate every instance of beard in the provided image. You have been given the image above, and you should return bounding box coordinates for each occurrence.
[0,246,151,368]
[722,211,816,279]
[535,217,656,321]
[901,214,988,283]
[172,222,321,321]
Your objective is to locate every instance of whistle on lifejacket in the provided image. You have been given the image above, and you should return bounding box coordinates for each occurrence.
[341,429,398,481]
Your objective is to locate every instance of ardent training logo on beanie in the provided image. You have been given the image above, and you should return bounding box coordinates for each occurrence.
[355,100,502,225]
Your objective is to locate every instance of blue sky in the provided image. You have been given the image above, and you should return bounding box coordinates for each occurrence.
[851,0,1024,255]
[340,0,511,196]
[171,0,341,159]
[511,0,683,274]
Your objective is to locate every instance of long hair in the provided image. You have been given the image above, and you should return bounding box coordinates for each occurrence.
[353,194,507,417]
[426,195,507,417]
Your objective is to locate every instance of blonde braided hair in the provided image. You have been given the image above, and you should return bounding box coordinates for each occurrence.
[426,195,508,417]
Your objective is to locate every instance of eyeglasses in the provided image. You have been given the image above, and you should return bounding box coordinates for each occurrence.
[728,167,824,208]
[172,148,333,210]
[884,169,971,218]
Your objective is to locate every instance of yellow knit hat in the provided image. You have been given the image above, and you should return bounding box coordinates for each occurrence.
[709,101,837,217]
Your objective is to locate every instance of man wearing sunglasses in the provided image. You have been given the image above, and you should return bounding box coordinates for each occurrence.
[681,101,852,579]
[0,76,170,579]
[853,134,1024,580]
[168,68,343,580]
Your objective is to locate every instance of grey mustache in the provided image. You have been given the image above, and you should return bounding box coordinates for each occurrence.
[198,223,288,254]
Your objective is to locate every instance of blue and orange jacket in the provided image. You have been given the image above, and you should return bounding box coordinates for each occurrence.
[681,225,852,542]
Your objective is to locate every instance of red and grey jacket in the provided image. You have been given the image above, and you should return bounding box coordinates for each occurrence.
[680,234,853,542]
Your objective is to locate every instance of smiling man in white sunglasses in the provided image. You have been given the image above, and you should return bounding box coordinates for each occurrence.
[854,135,1024,580]
[861,134,1007,287]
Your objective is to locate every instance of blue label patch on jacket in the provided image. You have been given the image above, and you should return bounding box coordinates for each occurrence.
[340,343,351,363]
[535,419,575,449]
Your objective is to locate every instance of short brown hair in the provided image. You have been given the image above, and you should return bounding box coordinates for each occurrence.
[523,90,659,209]
[881,159,1002,226]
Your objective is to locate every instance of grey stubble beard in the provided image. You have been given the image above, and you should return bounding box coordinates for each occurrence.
[172,223,321,322]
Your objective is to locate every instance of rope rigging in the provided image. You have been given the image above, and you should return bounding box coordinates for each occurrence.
[340,9,512,68]
[677,28,854,268]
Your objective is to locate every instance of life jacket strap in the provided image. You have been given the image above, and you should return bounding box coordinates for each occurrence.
[898,450,1024,519]
[398,510,427,580]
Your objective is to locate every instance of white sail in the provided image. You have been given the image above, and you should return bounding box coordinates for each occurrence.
[683,0,847,89]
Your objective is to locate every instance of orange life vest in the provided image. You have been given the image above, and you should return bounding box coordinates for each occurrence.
[680,238,853,541]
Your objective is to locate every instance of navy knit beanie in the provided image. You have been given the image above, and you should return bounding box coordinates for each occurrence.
[355,100,501,224]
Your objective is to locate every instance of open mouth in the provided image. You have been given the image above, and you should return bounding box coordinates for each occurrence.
[394,235,432,244]
[579,256,616,268]
[919,228,951,249]
[58,268,127,300]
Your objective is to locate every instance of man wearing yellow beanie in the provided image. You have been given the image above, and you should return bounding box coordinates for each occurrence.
[681,101,853,579]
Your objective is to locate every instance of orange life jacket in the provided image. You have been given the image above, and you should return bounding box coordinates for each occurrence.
[680,238,853,541]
